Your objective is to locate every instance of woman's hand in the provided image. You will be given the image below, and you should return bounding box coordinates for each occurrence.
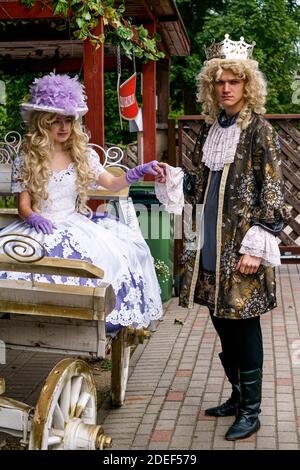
[25,212,56,235]
[126,160,165,184]
[236,254,262,275]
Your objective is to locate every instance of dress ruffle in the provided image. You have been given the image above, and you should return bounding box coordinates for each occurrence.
[1,149,163,329]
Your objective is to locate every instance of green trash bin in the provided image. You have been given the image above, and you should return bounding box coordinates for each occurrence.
[129,181,174,303]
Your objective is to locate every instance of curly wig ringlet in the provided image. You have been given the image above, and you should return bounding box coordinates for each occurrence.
[21,112,94,213]
[196,59,267,130]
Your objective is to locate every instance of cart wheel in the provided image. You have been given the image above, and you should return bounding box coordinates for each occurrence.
[29,358,112,450]
[111,328,131,407]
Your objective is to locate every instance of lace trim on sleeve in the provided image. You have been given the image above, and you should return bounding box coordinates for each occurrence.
[11,153,27,193]
[239,225,281,267]
[88,148,105,178]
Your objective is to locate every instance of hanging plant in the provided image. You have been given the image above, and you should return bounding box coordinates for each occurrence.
[19,0,165,62]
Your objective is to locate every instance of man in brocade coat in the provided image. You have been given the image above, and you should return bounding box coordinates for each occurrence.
[166,35,289,440]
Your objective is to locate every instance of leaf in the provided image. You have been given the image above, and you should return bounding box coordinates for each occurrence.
[52,0,69,17]
[76,18,85,28]
[12,0,166,66]
[20,0,36,8]
[136,25,149,39]
[56,24,67,31]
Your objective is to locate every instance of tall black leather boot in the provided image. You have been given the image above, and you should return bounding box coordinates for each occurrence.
[205,353,240,417]
[225,368,262,440]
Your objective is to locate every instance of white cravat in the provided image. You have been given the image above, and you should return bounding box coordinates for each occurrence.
[202,120,241,171]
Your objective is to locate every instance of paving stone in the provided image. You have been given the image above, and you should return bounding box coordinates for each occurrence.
[2,276,300,450]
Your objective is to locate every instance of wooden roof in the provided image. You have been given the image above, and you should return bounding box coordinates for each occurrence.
[0,0,190,60]
[121,0,190,56]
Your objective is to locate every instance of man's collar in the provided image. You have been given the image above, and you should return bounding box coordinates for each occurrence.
[218,110,239,128]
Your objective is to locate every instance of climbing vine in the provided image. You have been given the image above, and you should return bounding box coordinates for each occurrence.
[19,0,165,61]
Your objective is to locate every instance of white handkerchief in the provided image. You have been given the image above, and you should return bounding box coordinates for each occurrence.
[155,165,184,215]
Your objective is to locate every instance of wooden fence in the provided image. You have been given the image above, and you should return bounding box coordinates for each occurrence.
[176,114,300,268]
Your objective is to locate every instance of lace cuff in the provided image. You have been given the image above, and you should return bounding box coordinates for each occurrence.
[155,166,184,215]
[11,181,27,193]
[239,225,281,267]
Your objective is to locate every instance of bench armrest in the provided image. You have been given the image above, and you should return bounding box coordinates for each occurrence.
[87,167,129,199]
[0,254,104,279]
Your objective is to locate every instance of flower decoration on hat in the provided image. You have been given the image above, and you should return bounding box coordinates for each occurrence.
[20,73,88,122]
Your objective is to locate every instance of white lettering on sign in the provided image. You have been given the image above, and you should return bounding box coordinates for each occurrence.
[119,94,136,108]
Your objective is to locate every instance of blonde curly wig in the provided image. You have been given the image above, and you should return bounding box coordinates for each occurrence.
[21,112,95,213]
[196,59,267,130]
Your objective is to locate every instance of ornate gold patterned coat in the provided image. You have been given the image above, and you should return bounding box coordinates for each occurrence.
[179,113,289,320]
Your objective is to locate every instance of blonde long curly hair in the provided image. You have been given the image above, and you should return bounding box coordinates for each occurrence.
[196,59,267,130]
[21,112,94,213]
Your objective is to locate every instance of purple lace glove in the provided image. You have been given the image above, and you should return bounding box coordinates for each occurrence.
[126,160,161,184]
[25,212,56,235]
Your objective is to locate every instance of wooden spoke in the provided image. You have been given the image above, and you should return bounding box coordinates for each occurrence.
[29,358,111,450]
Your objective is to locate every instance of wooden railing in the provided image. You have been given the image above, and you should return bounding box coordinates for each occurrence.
[177,114,300,265]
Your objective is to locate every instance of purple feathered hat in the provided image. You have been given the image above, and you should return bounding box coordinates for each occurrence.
[20,72,88,122]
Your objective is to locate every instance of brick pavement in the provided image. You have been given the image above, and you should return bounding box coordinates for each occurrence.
[102,264,300,450]
[1,265,300,450]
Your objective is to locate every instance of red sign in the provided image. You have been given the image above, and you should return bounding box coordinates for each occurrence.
[118,73,139,121]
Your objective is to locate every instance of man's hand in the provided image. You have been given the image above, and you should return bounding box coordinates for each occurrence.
[236,254,262,275]
[156,162,170,184]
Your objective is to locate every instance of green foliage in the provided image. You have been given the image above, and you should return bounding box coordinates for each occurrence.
[0,196,16,208]
[0,71,39,139]
[100,358,112,371]
[104,72,135,145]
[0,70,133,145]
[172,0,300,114]
[20,0,164,62]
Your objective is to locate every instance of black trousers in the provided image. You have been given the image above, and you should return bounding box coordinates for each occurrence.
[209,309,263,372]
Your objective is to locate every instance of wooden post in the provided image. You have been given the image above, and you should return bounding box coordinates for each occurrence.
[157,59,170,125]
[167,118,177,166]
[84,18,104,148]
[142,23,157,166]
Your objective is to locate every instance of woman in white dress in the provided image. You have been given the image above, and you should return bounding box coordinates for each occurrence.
[0,73,165,331]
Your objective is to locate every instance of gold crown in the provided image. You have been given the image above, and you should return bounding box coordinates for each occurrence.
[204,34,256,61]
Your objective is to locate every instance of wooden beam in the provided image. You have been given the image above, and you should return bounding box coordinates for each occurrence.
[141,0,157,22]
[265,114,300,120]
[0,1,54,19]
[142,23,156,167]
[0,56,135,73]
[178,114,300,121]
[0,58,82,73]
[84,19,104,148]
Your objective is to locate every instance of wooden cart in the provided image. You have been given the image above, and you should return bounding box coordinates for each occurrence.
[0,133,149,449]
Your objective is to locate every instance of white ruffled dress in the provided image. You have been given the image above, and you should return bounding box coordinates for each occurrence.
[0,150,163,329]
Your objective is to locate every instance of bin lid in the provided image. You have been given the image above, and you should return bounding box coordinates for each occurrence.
[129,182,161,205]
